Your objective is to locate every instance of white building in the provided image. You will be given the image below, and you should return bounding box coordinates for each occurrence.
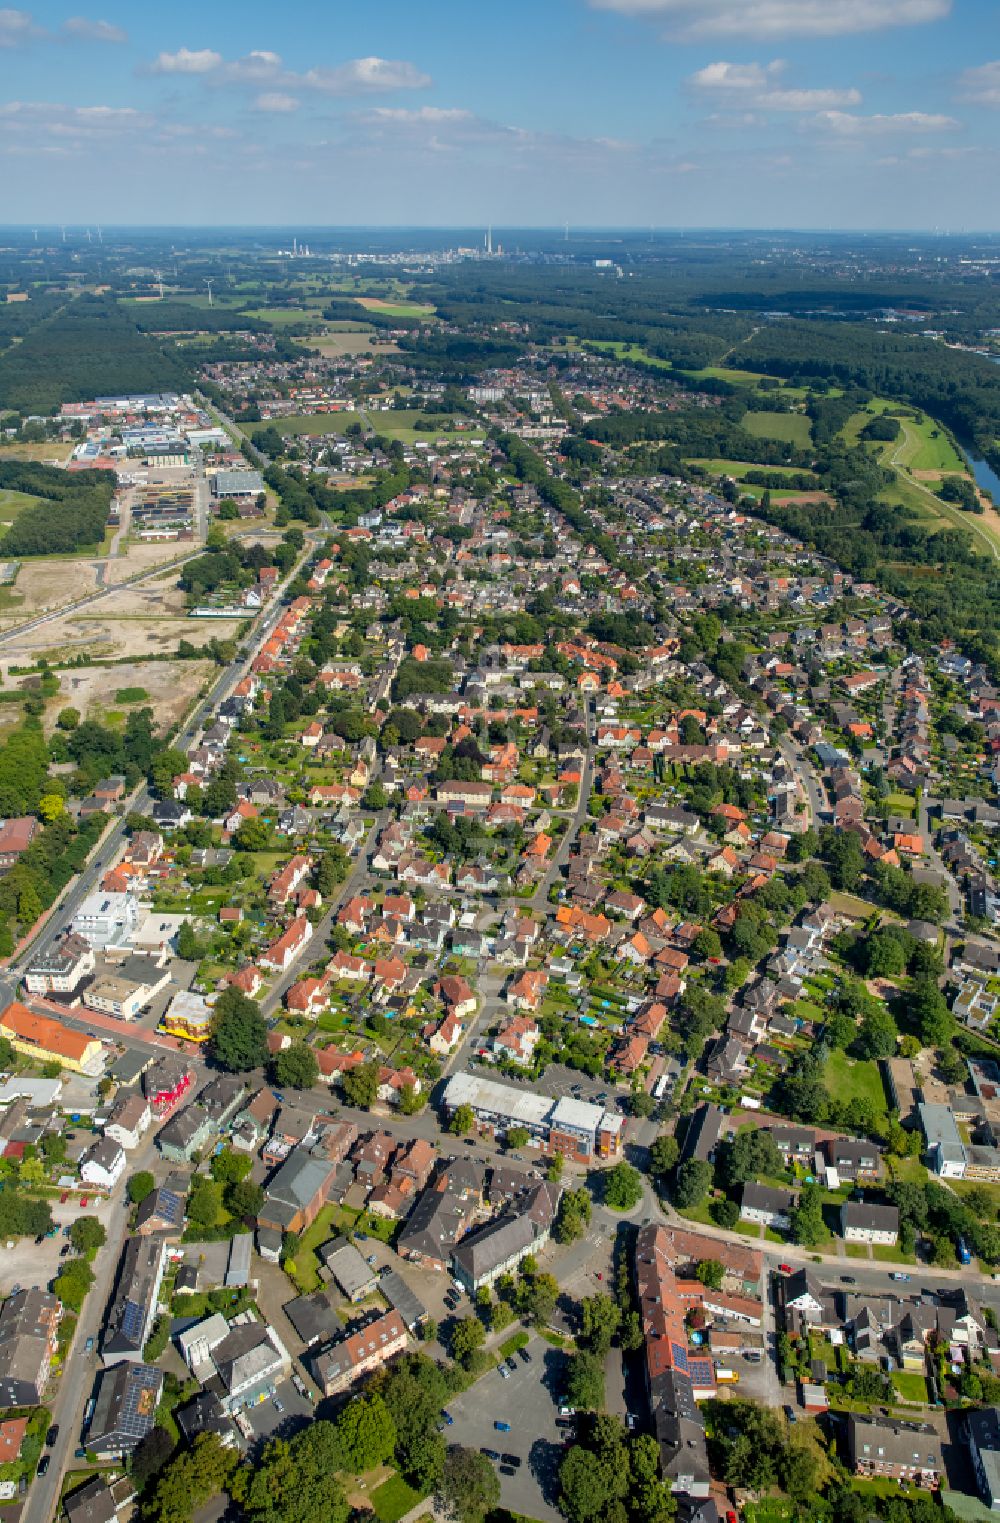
[80,1136,126,1193]
[71,893,141,951]
[841,1201,899,1246]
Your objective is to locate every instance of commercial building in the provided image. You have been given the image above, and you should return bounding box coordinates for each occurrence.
[441,1071,623,1162]
[159,989,213,1043]
[24,933,95,995]
[177,1314,291,1413]
[0,1003,104,1075]
[212,469,264,500]
[967,1407,1000,1512]
[71,893,141,950]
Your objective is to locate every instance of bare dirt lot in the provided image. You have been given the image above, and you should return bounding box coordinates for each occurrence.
[0,559,101,627]
[101,540,195,585]
[309,330,399,358]
[0,441,74,464]
[46,657,216,732]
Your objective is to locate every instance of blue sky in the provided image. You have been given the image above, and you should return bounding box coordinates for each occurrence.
[1,0,997,228]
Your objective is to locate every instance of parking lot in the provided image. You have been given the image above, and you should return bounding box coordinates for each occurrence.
[241,1375,314,1447]
[442,1334,569,1523]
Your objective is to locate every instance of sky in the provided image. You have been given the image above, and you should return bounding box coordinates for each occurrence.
[0,0,998,228]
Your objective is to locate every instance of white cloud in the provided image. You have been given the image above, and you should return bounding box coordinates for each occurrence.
[589,0,950,40]
[689,59,860,110]
[363,106,473,124]
[300,57,432,93]
[62,17,127,42]
[0,8,38,46]
[958,61,1000,107]
[143,46,431,94]
[758,87,861,109]
[150,47,223,74]
[254,92,299,113]
[689,60,777,90]
[812,109,959,135]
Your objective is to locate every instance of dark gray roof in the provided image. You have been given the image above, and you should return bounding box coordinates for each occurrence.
[88,1362,163,1454]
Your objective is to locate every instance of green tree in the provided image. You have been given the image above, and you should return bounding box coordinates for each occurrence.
[517,1268,559,1326]
[437,1446,500,1523]
[235,1423,347,1523]
[604,1161,643,1212]
[187,1179,222,1229]
[226,1179,264,1219]
[209,987,269,1072]
[506,1125,529,1150]
[147,1433,238,1523]
[69,1216,106,1256]
[272,1042,320,1090]
[342,1059,380,1110]
[53,1256,94,1312]
[128,1170,155,1204]
[790,1183,825,1247]
[673,1158,712,1210]
[449,1103,474,1136]
[333,1392,397,1473]
[649,1134,679,1177]
[210,1149,253,1187]
[695,1259,724,1291]
[566,1350,606,1410]
[855,1005,898,1060]
[555,1186,592,1244]
[450,1316,486,1369]
[580,1294,621,1355]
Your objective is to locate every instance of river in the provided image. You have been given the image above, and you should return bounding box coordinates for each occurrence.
[956,435,1000,501]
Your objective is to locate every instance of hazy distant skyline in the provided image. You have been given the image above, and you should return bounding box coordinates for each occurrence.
[1,0,997,228]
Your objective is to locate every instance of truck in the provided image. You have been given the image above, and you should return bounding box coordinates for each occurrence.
[715,1368,739,1383]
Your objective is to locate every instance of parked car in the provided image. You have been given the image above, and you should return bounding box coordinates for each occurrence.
[272,1396,284,1414]
[84,1337,94,1353]
[495,1420,511,1432]
[500,1464,516,1477]
[37,1457,50,1477]
[480,1448,500,1463]
[506,1356,517,1371]
[517,1346,531,1365]
[777,1263,792,1274]
[499,1364,511,1379]
[45,1426,58,1447]
[841,1275,856,1284]
[442,1410,454,1426]
[501,1454,521,1468]
[558,1405,575,1417]
[890,1272,911,1281]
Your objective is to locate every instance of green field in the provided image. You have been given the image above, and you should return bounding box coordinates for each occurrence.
[823,1048,888,1115]
[687,457,818,483]
[253,409,484,444]
[243,306,320,326]
[580,339,674,370]
[0,488,43,524]
[892,414,967,474]
[742,411,813,447]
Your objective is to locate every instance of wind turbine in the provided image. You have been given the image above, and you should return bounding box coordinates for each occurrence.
[60,225,66,243]
[205,278,214,307]
[96,227,103,245]
[85,228,92,244]
[31,229,37,243]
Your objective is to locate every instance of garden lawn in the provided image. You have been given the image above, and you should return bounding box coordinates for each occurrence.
[892,1370,930,1403]
[371,1473,426,1523]
[823,1048,887,1117]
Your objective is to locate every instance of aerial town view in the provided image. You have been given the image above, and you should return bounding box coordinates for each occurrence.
[3,5,1000,1523]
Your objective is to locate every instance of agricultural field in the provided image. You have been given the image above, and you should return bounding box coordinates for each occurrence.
[580,339,674,370]
[893,414,967,474]
[687,457,819,483]
[307,329,387,358]
[356,297,436,319]
[742,410,813,447]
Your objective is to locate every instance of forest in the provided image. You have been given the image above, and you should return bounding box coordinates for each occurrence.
[0,297,190,415]
[0,460,115,556]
